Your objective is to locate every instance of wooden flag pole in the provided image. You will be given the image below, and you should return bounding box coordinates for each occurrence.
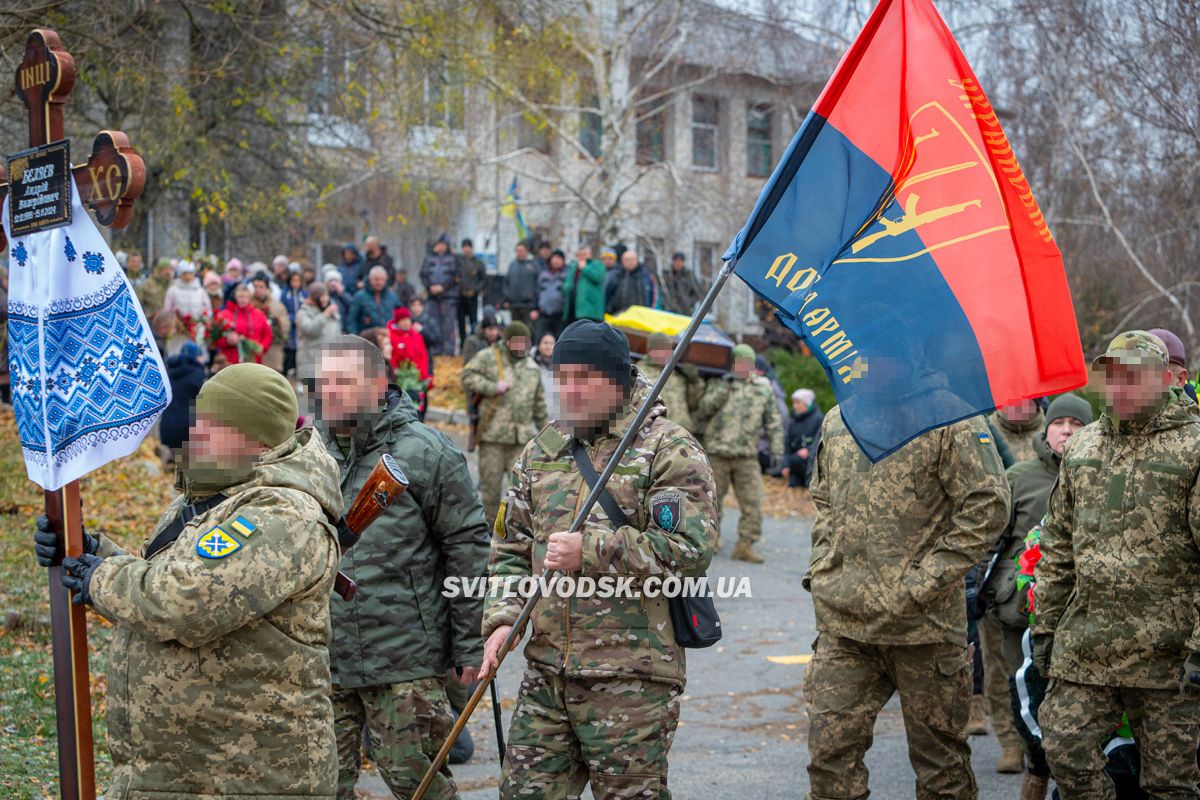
[2,29,147,799]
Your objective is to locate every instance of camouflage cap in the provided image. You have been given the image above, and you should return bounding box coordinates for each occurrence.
[646,332,672,351]
[1092,330,1169,368]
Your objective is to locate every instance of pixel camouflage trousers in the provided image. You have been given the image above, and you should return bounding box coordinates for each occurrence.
[501,666,681,799]
[332,676,458,800]
[1041,678,1200,799]
[803,636,977,800]
[709,455,763,545]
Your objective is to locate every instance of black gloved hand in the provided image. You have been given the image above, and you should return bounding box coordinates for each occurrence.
[336,517,359,551]
[1031,633,1054,676]
[61,553,104,606]
[1182,652,1200,694]
[34,515,98,567]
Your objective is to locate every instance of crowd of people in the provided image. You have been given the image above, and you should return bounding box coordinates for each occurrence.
[17,220,1200,800]
[121,234,721,459]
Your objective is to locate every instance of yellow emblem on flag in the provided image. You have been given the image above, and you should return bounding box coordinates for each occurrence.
[196,527,242,559]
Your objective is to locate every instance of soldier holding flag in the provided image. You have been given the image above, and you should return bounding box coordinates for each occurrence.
[481,320,717,798]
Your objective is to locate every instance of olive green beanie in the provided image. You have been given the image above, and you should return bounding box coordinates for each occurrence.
[194,363,298,448]
[733,343,756,361]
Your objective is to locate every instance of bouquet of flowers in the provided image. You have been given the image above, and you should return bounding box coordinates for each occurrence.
[238,338,264,363]
[393,361,432,392]
[205,313,233,350]
[177,312,208,343]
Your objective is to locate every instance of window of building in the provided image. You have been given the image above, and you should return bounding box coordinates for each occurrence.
[637,93,668,165]
[423,68,465,129]
[580,93,603,158]
[694,241,717,283]
[516,111,552,154]
[747,104,773,177]
[692,95,719,171]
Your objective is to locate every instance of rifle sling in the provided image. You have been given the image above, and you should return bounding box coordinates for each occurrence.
[144,493,229,560]
[571,440,630,528]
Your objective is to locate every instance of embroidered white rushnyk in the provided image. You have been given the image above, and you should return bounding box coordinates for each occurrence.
[4,176,170,490]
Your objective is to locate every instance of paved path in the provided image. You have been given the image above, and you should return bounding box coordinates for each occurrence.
[357,457,1027,799]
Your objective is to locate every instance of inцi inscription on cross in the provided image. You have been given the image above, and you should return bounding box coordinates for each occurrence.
[1,29,145,250]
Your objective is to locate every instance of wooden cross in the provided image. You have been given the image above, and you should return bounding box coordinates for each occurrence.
[3,29,147,800]
[0,29,145,251]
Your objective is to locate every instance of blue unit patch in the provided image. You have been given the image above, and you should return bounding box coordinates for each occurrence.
[196,527,242,559]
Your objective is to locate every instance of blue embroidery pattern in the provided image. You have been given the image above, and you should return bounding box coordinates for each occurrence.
[82,251,105,275]
[9,275,169,469]
[64,236,77,262]
[12,241,28,267]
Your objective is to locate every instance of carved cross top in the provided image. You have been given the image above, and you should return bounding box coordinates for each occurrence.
[1,29,145,250]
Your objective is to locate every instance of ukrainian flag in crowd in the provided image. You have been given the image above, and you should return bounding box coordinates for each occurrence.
[724,0,1086,460]
[501,177,531,241]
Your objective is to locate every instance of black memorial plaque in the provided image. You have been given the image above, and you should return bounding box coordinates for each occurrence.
[7,138,71,235]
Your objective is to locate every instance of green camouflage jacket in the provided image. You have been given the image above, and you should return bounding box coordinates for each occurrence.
[985,433,1059,627]
[89,427,343,799]
[636,362,704,434]
[482,377,717,688]
[697,374,784,459]
[990,408,1045,464]
[807,407,1011,645]
[1033,392,1200,688]
[461,343,548,445]
[322,389,490,689]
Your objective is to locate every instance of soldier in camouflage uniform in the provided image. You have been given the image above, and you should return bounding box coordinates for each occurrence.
[977,396,1053,767]
[314,336,490,800]
[804,406,1011,800]
[38,363,343,798]
[1033,331,1200,798]
[697,342,784,562]
[990,400,1045,463]
[637,332,704,433]
[979,393,1092,797]
[481,320,717,799]
[461,320,548,527]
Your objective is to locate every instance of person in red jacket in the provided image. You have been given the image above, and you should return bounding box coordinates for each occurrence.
[215,283,273,365]
[386,307,430,385]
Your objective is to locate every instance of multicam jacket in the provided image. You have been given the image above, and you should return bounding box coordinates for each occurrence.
[636,362,704,434]
[807,407,1011,645]
[697,374,785,459]
[483,378,717,688]
[89,427,343,799]
[461,343,548,445]
[1034,392,1200,688]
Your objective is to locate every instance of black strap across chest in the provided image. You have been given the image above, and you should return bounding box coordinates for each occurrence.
[144,493,228,560]
[571,440,631,528]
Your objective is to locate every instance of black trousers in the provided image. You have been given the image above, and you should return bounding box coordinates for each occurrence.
[457,294,479,343]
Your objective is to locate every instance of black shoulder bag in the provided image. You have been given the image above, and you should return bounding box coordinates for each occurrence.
[571,440,722,648]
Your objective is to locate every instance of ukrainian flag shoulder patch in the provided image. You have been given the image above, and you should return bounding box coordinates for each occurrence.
[196,527,242,559]
[229,516,257,538]
[977,432,993,444]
